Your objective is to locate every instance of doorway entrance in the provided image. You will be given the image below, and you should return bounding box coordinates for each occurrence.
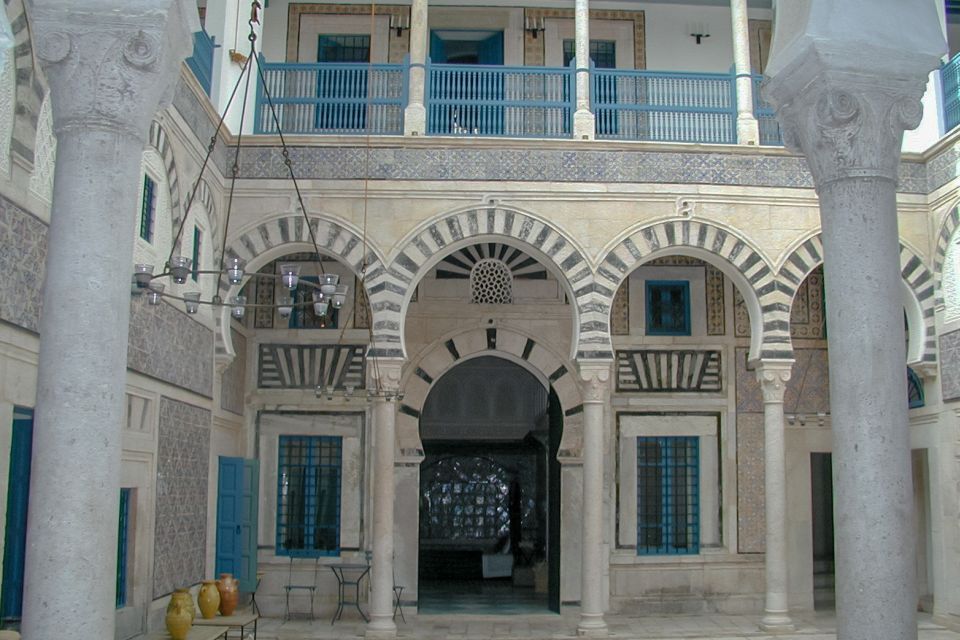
[810,452,835,610]
[417,356,561,614]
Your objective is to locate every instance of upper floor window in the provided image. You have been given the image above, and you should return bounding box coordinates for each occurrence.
[646,280,691,336]
[191,226,202,282]
[317,34,370,62]
[637,436,699,555]
[139,175,156,243]
[562,39,616,68]
[276,435,342,557]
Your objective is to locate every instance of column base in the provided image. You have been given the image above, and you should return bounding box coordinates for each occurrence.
[573,109,595,140]
[404,104,427,136]
[577,614,608,637]
[365,616,398,638]
[760,611,795,633]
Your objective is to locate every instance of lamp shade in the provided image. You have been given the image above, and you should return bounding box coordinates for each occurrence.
[169,256,193,284]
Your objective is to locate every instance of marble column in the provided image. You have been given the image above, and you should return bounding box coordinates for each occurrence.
[21,2,194,640]
[366,359,403,638]
[403,0,428,135]
[763,2,945,638]
[729,0,759,144]
[756,361,795,632]
[577,361,610,636]
[572,0,595,140]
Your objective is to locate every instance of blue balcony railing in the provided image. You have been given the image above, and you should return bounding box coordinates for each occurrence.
[593,68,737,144]
[426,62,575,138]
[942,51,960,134]
[186,30,216,96]
[255,59,407,135]
[752,74,783,146]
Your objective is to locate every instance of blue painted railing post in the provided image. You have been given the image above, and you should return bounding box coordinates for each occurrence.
[729,66,739,144]
[574,58,582,139]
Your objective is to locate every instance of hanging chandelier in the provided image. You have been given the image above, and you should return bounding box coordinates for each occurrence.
[130,0,347,322]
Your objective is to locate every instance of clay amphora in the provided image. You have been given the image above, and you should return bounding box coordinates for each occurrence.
[217,572,239,616]
[198,579,221,619]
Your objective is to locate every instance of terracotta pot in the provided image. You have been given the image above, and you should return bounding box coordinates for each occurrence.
[166,590,194,640]
[198,579,221,619]
[217,572,239,616]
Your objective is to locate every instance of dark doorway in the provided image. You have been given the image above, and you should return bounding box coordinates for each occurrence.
[810,452,835,610]
[417,356,559,614]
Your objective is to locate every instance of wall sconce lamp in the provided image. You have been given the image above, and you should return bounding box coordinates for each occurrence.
[390,14,410,37]
[689,23,710,44]
[525,16,545,38]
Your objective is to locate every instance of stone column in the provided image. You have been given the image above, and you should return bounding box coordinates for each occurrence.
[756,361,795,632]
[403,0,428,135]
[729,0,759,144]
[763,3,944,638]
[366,359,403,638]
[572,0,595,140]
[21,3,194,640]
[577,361,610,636]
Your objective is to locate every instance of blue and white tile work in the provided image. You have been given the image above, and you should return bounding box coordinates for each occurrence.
[735,348,830,414]
[939,329,960,402]
[926,142,960,194]
[0,195,45,332]
[736,412,765,554]
[220,327,246,415]
[127,298,214,398]
[153,396,211,598]
[229,144,928,193]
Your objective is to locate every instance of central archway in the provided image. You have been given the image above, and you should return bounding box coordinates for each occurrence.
[417,355,560,615]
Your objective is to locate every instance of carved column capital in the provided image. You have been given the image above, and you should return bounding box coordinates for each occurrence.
[755,360,794,405]
[764,49,933,190]
[29,0,196,141]
[367,357,405,397]
[578,360,612,404]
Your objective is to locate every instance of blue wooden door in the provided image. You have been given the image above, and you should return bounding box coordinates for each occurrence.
[1,407,34,622]
[216,457,259,592]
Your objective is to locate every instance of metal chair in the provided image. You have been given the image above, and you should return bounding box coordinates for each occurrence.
[284,557,320,621]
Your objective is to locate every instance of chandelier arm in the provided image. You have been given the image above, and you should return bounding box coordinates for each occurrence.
[165,48,254,275]
[215,19,259,305]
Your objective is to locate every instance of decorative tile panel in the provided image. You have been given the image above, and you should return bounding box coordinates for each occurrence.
[220,328,246,415]
[927,141,960,194]
[736,412,765,553]
[153,397,211,598]
[735,347,830,414]
[940,329,960,402]
[127,298,215,398]
[705,264,725,335]
[616,349,722,392]
[0,194,46,332]
[789,266,826,340]
[611,282,629,336]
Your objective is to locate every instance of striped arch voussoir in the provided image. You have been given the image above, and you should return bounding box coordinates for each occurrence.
[148,121,182,248]
[934,205,960,307]
[387,207,592,360]
[5,0,44,168]
[598,219,783,359]
[778,234,936,365]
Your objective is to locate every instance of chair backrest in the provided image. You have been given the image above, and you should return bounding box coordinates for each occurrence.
[286,556,322,588]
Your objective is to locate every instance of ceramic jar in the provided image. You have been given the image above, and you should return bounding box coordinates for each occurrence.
[216,572,239,616]
[198,579,221,619]
[165,590,194,640]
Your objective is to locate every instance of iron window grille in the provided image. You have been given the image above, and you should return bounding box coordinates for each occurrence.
[637,436,699,555]
[645,280,691,336]
[277,435,342,557]
[139,175,156,243]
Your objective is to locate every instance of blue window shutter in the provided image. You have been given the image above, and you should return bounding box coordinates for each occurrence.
[216,456,244,579]
[1,407,34,620]
[239,458,259,593]
[478,32,504,65]
[429,31,446,63]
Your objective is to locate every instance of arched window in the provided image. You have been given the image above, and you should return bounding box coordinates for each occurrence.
[470,258,513,304]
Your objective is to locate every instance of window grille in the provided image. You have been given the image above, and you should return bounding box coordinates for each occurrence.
[563,39,617,68]
[637,436,699,555]
[139,175,156,242]
[470,258,513,304]
[645,281,691,335]
[277,436,342,557]
[318,35,371,62]
[116,488,132,608]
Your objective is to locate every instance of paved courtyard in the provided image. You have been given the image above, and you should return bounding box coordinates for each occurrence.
[256,611,960,639]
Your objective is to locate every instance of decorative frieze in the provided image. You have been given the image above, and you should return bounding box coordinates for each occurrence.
[258,342,366,390]
[616,348,721,392]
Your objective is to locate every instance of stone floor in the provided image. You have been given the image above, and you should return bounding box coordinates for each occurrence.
[256,611,960,639]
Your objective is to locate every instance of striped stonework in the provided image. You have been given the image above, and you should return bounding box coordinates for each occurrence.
[148,121,183,250]
[934,205,960,306]
[257,343,365,390]
[5,0,44,168]
[387,206,595,359]
[217,214,388,359]
[598,219,784,360]
[779,233,937,365]
[399,326,585,458]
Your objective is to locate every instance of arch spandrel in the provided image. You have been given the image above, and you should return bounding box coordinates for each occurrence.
[598,218,779,361]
